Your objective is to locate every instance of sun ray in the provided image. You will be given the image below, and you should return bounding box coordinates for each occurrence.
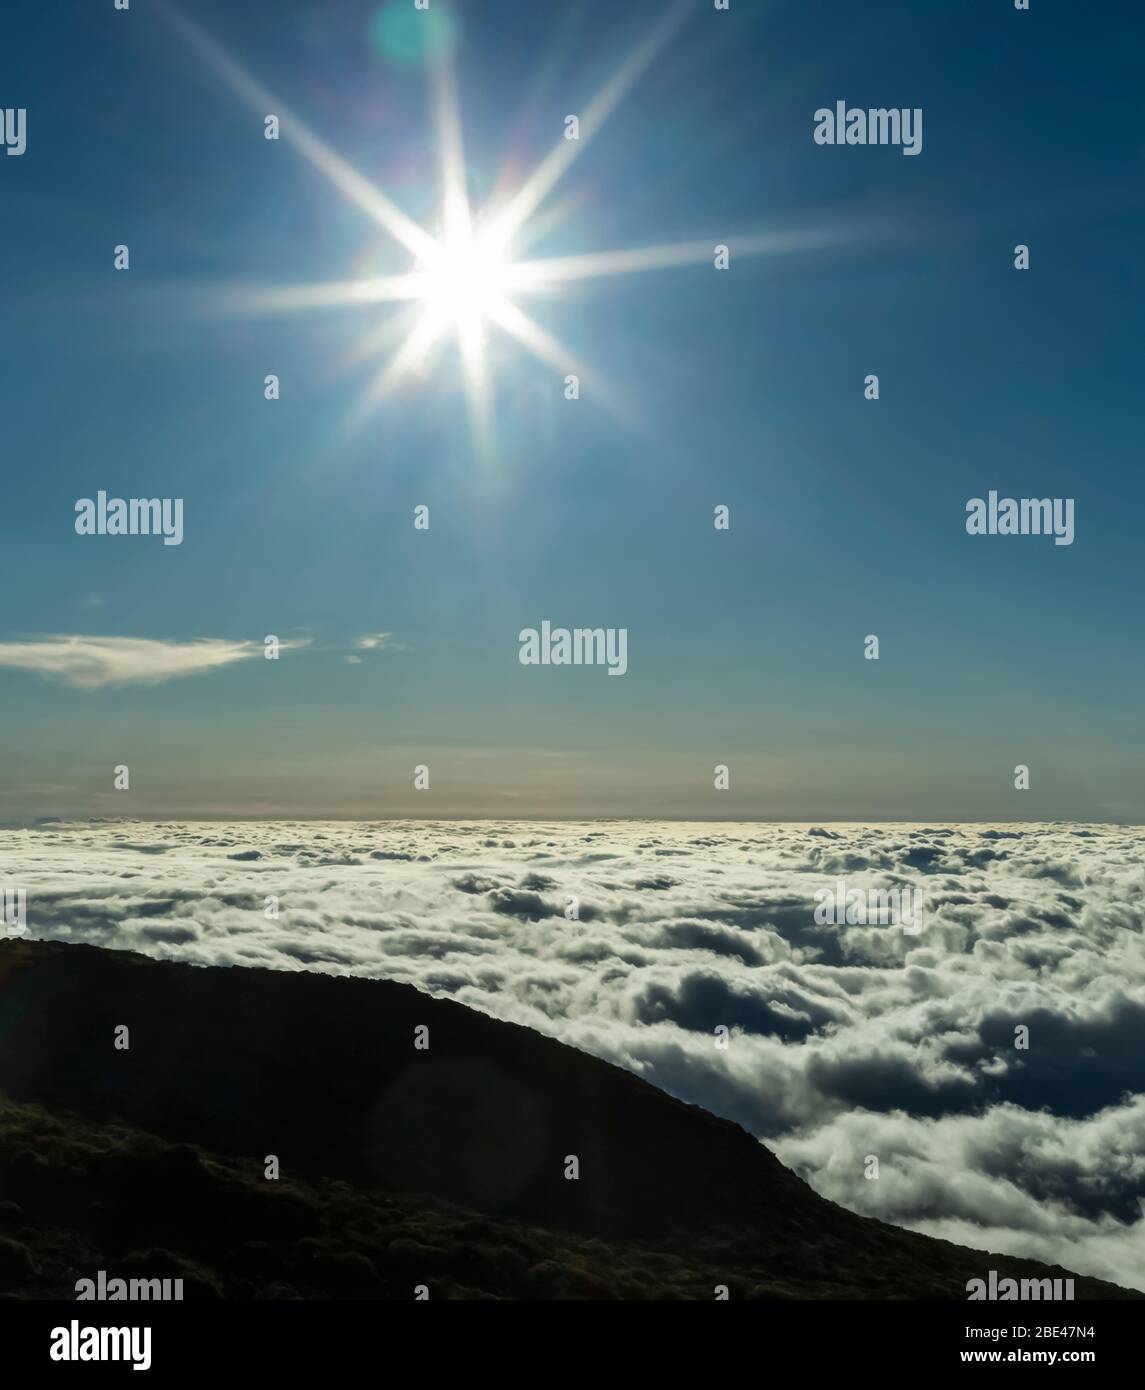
[160,3,438,262]
[457,310,494,460]
[483,296,637,428]
[337,304,426,438]
[503,228,859,293]
[429,55,473,248]
[380,308,451,392]
[482,0,692,256]
[209,274,432,317]
[336,305,424,381]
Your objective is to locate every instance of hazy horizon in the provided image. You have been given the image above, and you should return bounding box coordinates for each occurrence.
[6,813,1144,826]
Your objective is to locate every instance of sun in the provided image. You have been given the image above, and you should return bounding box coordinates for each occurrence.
[418,230,509,326]
[166,1,826,451]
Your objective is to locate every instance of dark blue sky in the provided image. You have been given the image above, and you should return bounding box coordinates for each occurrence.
[1,0,1141,820]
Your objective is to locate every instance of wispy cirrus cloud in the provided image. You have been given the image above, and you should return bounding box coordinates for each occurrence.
[354,632,412,653]
[0,635,303,690]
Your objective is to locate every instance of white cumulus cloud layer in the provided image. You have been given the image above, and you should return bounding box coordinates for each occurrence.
[3,819,1143,1290]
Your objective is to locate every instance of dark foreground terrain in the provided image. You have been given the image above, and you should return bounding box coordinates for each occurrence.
[0,939,1133,1299]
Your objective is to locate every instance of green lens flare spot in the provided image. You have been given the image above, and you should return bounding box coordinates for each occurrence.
[368,2,461,70]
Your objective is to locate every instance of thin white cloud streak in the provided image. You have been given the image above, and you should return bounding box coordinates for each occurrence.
[0,636,301,689]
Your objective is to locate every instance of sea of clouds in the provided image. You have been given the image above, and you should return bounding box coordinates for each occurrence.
[4,819,1144,1291]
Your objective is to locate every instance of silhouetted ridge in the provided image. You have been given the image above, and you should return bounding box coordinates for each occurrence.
[0,939,803,1236]
[0,939,1135,1299]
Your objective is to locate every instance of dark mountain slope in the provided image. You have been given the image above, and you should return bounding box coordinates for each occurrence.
[0,939,1134,1298]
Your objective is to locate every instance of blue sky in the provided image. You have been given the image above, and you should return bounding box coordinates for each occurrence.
[1,0,1141,820]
